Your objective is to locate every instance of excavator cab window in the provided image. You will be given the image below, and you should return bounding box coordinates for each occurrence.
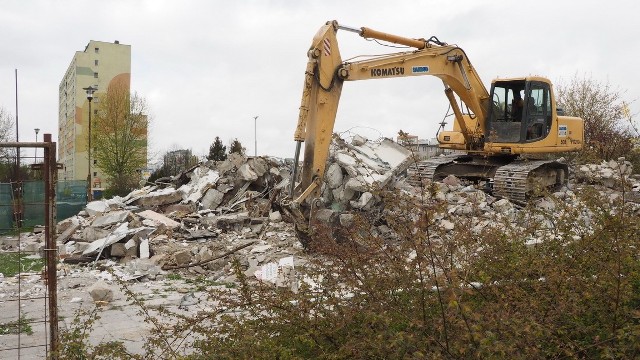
[488,80,526,143]
[488,80,552,143]
[524,82,552,141]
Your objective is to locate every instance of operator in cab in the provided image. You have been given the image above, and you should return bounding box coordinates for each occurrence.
[512,89,524,121]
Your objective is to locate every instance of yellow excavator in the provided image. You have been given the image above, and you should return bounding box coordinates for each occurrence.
[286,20,584,227]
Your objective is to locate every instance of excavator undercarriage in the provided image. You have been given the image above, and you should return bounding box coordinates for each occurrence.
[408,155,569,204]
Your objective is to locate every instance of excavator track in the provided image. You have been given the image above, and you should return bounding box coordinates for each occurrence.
[408,155,568,203]
[493,159,568,203]
[406,154,460,187]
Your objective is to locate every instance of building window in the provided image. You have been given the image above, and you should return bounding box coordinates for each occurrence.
[95,60,99,66]
[93,159,97,165]
[93,109,98,115]
[94,47,99,54]
[93,172,97,177]
[94,72,98,78]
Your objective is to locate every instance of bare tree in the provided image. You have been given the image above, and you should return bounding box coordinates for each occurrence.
[556,74,636,161]
[93,79,149,195]
[0,107,17,181]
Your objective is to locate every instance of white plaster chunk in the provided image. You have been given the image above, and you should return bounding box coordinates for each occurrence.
[179,167,220,203]
[139,239,150,259]
[351,134,368,146]
[85,200,110,217]
[137,210,181,229]
[325,163,343,189]
[269,211,283,223]
[350,192,374,210]
[82,223,146,255]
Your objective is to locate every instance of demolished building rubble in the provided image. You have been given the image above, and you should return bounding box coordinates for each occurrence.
[1,135,639,284]
[1,134,639,355]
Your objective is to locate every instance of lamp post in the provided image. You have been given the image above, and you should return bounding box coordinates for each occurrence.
[253,115,258,157]
[34,128,40,163]
[83,86,96,201]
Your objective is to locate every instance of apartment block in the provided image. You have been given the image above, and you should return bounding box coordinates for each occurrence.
[58,40,131,190]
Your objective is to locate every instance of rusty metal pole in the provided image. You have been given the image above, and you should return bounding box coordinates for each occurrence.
[43,133,58,358]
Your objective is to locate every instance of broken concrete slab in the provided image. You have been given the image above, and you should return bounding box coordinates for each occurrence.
[83,224,147,256]
[85,200,110,217]
[238,163,258,181]
[174,250,192,266]
[110,243,137,258]
[350,192,375,210]
[248,157,269,177]
[134,187,184,207]
[215,214,250,231]
[164,203,197,215]
[81,227,112,243]
[185,229,217,241]
[201,188,225,210]
[57,222,80,244]
[137,210,181,229]
[91,210,130,228]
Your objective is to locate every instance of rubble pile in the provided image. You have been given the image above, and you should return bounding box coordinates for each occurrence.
[37,140,640,275]
[2,134,639,356]
[575,157,639,190]
[2,140,638,284]
[42,153,304,284]
[316,134,414,215]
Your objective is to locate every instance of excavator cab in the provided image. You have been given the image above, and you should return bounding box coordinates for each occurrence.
[488,79,553,144]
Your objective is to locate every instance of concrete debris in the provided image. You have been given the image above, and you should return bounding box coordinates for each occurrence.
[85,200,111,216]
[137,210,181,229]
[91,210,130,227]
[88,280,114,303]
[2,132,639,355]
[575,158,636,189]
[320,135,414,211]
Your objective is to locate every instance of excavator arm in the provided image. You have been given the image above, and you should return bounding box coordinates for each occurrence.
[290,20,490,208]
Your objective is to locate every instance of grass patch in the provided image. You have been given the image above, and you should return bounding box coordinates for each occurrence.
[0,252,44,277]
[0,316,33,335]
[166,273,183,281]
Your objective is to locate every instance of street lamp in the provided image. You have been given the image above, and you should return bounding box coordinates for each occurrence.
[253,115,258,157]
[34,128,40,163]
[83,86,96,201]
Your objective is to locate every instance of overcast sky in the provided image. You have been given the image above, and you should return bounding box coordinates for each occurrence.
[1,0,639,165]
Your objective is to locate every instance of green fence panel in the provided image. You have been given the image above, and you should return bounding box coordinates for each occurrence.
[57,180,88,221]
[0,180,87,231]
[0,183,14,232]
[23,181,45,228]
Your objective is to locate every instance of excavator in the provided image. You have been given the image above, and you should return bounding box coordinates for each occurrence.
[286,20,584,230]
